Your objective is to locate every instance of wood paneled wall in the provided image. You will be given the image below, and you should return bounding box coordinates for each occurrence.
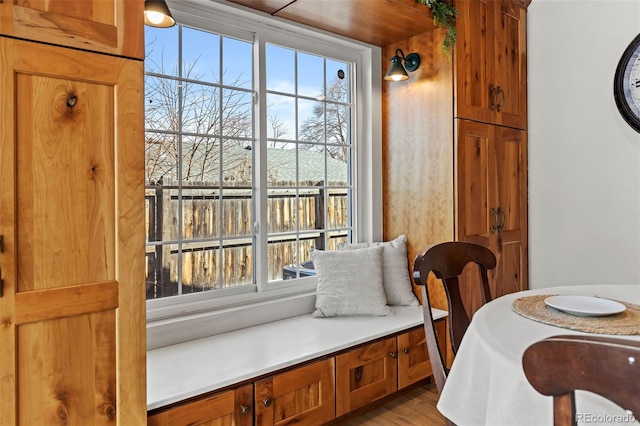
[382,29,453,310]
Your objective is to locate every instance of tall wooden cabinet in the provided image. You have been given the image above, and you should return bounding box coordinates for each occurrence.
[0,2,145,425]
[454,0,529,312]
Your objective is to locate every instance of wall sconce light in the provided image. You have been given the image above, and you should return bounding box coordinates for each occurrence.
[144,0,176,28]
[384,49,421,82]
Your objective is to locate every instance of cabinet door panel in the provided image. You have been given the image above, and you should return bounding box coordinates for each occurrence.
[491,240,525,297]
[458,120,491,240]
[492,0,527,129]
[255,358,335,426]
[335,338,397,417]
[0,0,143,59]
[491,126,527,296]
[455,0,493,124]
[494,126,525,234]
[0,38,145,426]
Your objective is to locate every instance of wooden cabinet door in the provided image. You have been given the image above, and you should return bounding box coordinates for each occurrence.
[335,337,397,417]
[0,37,145,425]
[147,385,253,426]
[397,328,432,390]
[255,358,335,426]
[0,0,144,59]
[455,0,527,129]
[491,0,527,129]
[456,120,527,310]
[491,125,528,297]
[455,0,493,125]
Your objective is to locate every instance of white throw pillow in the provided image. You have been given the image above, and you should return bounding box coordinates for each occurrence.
[339,235,419,306]
[311,246,393,318]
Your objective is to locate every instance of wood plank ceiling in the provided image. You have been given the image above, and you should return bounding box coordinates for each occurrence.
[224,0,437,47]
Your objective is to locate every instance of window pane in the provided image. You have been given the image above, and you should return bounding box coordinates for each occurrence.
[181,242,219,292]
[182,136,220,183]
[327,230,349,250]
[267,143,297,187]
[327,151,349,186]
[145,131,178,184]
[268,237,318,281]
[222,37,252,89]
[221,89,253,139]
[298,187,321,231]
[145,76,179,132]
[326,188,350,229]
[183,27,220,84]
[298,99,324,142]
[145,244,179,298]
[326,103,351,147]
[298,149,325,187]
[145,186,180,242]
[297,52,324,98]
[182,83,220,135]
[182,187,219,239]
[326,60,350,102]
[266,44,294,93]
[221,244,253,287]
[267,188,298,233]
[266,93,295,141]
[222,189,252,237]
[145,26,179,76]
[223,143,252,187]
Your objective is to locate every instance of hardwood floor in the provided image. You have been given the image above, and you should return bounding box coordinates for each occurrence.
[330,382,447,426]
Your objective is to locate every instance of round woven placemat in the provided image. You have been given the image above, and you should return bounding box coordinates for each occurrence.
[512,295,640,335]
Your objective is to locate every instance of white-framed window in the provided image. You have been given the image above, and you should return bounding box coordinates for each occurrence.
[145,1,381,342]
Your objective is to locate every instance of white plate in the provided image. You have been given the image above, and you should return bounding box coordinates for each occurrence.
[544,295,626,317]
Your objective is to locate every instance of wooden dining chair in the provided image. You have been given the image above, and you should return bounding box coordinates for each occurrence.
[523,335,640,426]
[412,241,497,394]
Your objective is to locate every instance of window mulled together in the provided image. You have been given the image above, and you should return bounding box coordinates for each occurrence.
[144,22,356,303]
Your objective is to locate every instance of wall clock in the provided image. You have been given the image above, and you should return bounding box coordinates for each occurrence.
[614,33,640,133]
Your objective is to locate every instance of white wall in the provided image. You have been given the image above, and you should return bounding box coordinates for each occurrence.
[528,0,640,288]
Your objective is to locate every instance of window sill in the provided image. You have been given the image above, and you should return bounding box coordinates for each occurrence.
[146,288,318,350]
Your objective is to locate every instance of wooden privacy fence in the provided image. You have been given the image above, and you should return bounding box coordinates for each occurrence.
[145,181,349,299]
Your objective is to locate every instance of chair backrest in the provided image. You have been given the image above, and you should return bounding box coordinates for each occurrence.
[412,241,497,393]
[523,335,640,426]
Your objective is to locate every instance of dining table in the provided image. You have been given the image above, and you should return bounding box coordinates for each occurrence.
[436,284,640,426]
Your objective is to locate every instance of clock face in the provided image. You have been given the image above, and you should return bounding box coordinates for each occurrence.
[614,34,640,133]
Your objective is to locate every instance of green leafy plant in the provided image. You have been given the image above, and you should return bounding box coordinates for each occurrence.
[416,0,458,57]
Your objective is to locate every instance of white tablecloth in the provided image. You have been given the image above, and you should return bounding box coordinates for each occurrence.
[437,285,640,426]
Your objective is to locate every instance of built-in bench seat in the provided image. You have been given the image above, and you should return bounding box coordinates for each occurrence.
[147,305,447,411]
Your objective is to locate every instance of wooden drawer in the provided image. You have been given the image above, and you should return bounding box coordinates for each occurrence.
[148,385,253,426]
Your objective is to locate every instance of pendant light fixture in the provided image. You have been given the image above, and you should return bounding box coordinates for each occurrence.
[144,0,176,28]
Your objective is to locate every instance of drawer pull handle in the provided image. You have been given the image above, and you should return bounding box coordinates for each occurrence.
[240,405,251,415]
[402,347,410,354]
[390,352,398,359]
[263,398,272,408]
[354,366,363,382]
